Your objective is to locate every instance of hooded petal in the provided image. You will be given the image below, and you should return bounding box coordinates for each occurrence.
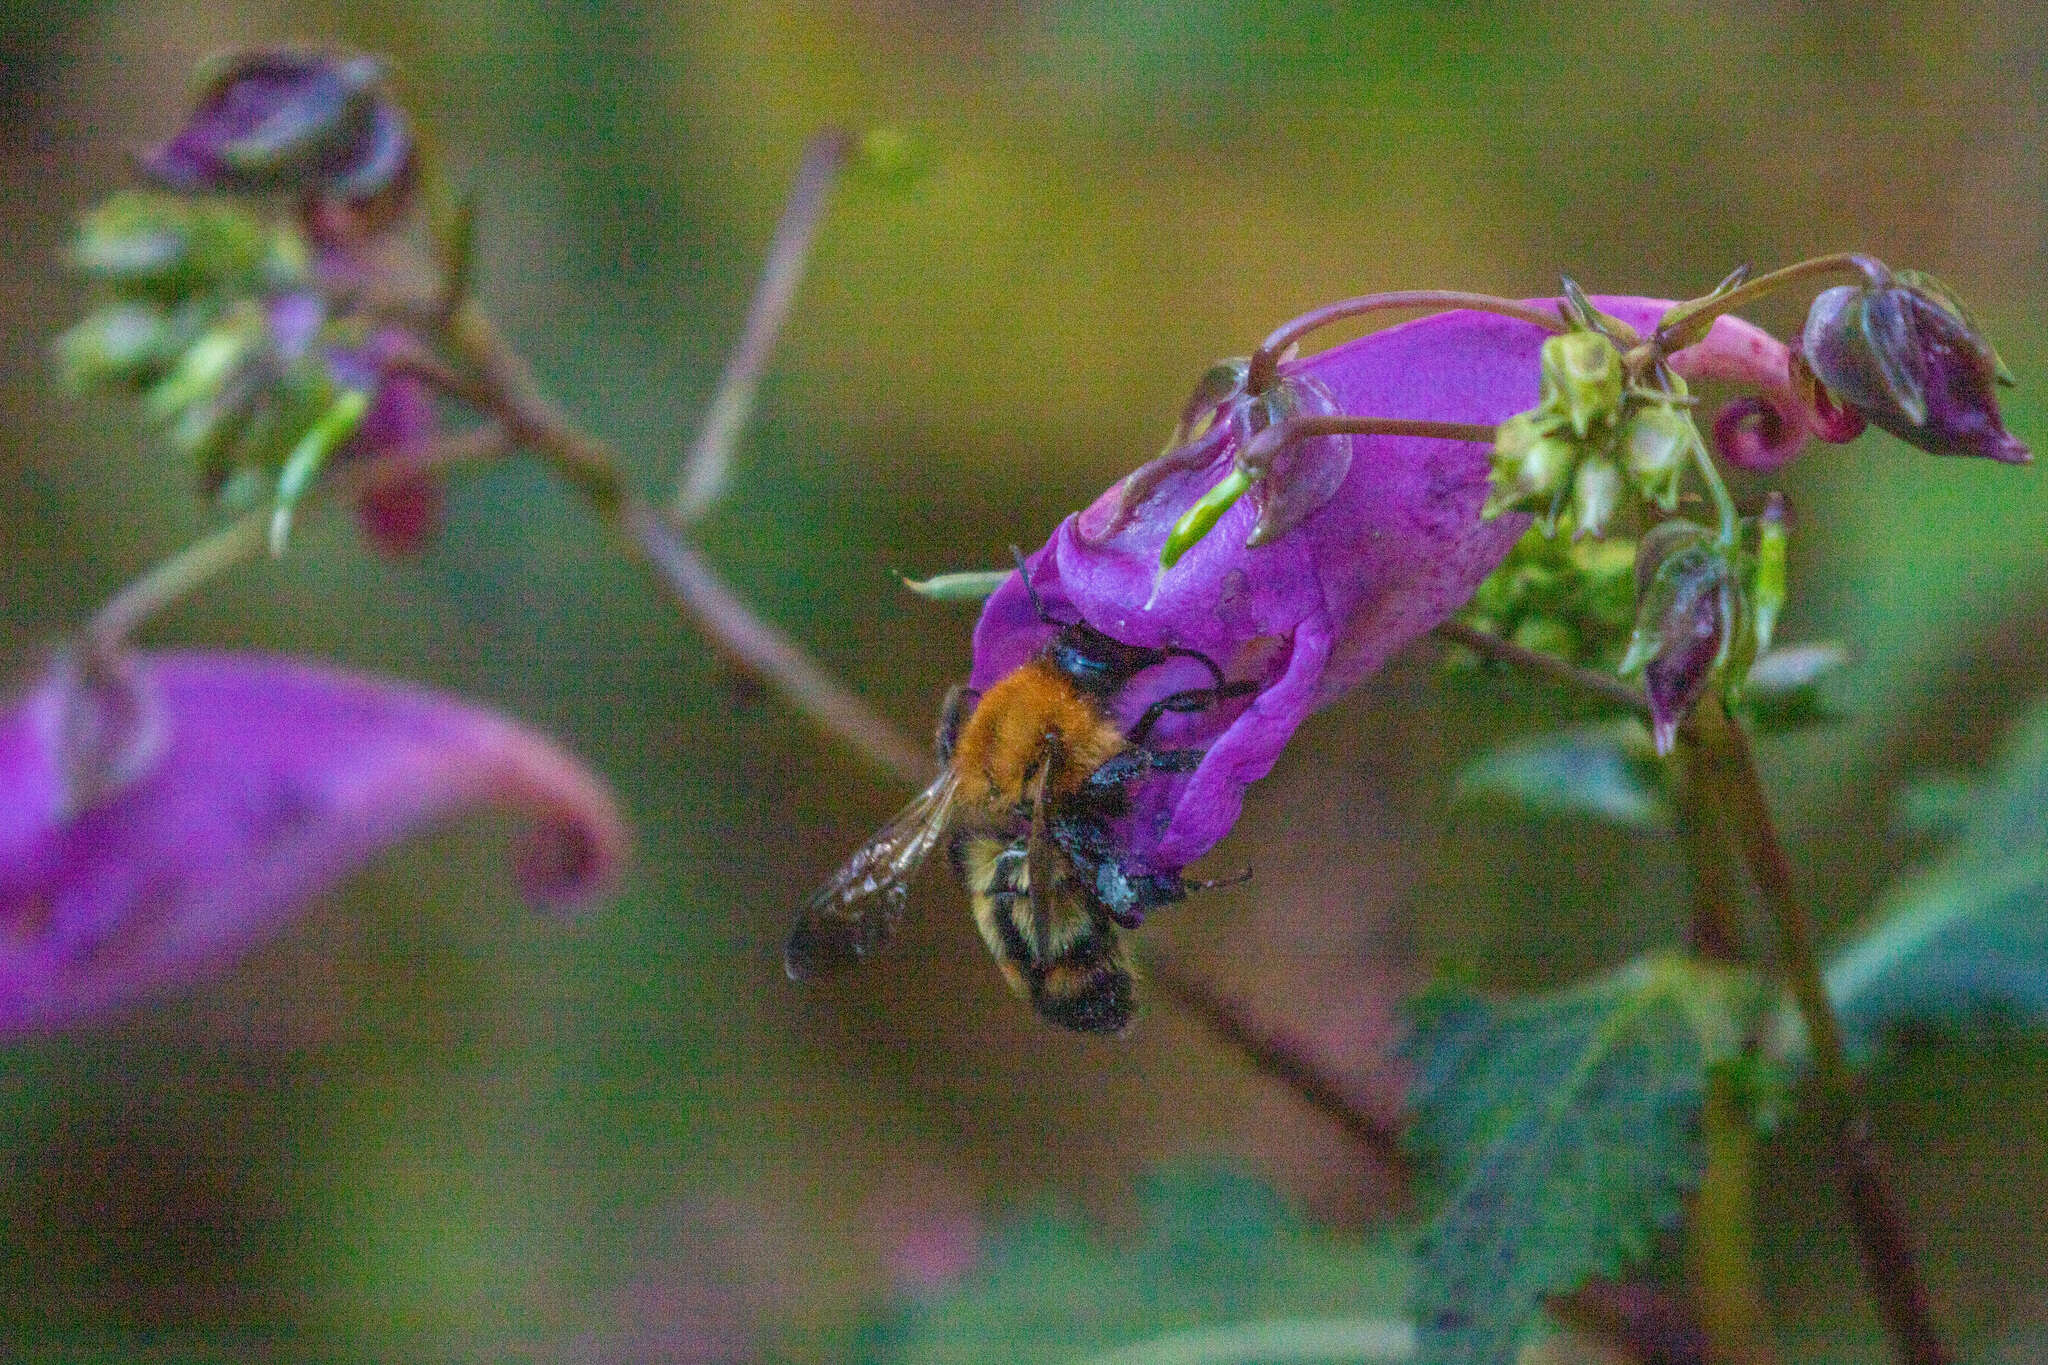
[972,297,1717,873]
[0,652,627,1034]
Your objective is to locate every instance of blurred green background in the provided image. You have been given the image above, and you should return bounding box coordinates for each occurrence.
[4,1,2048,1360]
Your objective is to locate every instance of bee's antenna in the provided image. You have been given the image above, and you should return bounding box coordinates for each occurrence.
[1010,544,1052,624]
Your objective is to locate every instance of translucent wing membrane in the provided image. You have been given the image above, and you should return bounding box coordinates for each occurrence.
[784,771,960,980]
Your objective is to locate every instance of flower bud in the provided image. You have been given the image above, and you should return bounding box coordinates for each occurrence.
[138,49,413,204]
[1621,543,1736,754]
[1540,330,1625,438]
[1798,271,2029,463]
[1484,412,1575,521]
[1621,403,1696,512]
[54,303,191,393]
[68,193,275,301]
[1570,456,1623,540]
[1750,494,1790,655]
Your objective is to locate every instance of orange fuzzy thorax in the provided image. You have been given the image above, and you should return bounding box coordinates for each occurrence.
[949,661,1126,812]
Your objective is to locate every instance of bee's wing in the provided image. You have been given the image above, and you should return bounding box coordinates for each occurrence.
[784,771,959,981]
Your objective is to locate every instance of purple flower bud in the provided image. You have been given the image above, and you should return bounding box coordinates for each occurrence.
[138,49,413,205]
[330,332,445,556]
[0,652,626,1033]
[971,296,1737,876]
[1620,539,1735,755]
[1798,271,2029,464]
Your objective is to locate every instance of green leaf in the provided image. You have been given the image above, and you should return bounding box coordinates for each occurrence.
[1403,955,1767,1365]
[1827,856,2048,1062]
[1823,694,2048,1060]
[847,1165,1410,1365]
[1451,722,1670,830]
[1736,642,1850,734]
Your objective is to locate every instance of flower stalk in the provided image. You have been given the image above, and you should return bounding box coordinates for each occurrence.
[1245,290,1572,396]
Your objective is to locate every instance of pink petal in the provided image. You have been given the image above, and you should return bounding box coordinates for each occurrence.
[0,651,627,1034]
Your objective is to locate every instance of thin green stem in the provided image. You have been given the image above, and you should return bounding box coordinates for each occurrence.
[82,425,512,655]
[1648,253,1892,360]
[1246,291,1570,395]
[1692,1072,1782,1365]
[1686,698,1951,1365]
[85,511,269,655]
[1235,414,1498,474]
[1691,428,1743,549]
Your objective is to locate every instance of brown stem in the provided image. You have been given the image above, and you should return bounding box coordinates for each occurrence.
[1674,754,1746,964]
[1234,414,1498,475]
[1685,698,1950,1365]
[621,499,930,784]
[1433,619,1650,716]
[1246,291,1571,395]
[1143,953,1407,1172]
[1644,254,1893,363]
[673,129,852,524]
[1149,952,1711,1365]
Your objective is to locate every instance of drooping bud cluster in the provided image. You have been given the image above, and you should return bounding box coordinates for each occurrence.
[1797,270,2029,464]
[55,49,441,555]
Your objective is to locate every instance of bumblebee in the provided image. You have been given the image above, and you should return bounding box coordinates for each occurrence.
[784,563,1251,1034]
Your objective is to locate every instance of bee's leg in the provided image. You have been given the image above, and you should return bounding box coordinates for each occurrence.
[1083,745,1201,794]
[1127,679,1258,746]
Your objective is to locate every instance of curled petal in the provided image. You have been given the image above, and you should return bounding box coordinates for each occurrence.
[1667,313,1845,471]
[0,652,627,1033]
[975,296,1684,871]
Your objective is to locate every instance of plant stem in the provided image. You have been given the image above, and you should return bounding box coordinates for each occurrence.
[1234,414,1499,475]
[620,499,930,784]
[1071,1316,1415,1365]
[1143,953,1406,1171]
[82,426,512,655]
[1673,750,1745,964]
[1432,619,1649,715]
[1691,1071,1782,1365]
[1246,291,1571,395]
[84,510,269,655]
[673,129,851,524]
[1685,697,1951,1365]
[441,295,932,784]
[1648,254,1892,359]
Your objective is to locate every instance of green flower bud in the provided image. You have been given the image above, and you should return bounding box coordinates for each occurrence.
[68,194,272,302]
[1621,404,1696,512]
[54,304,190,393]
[1540,330,1624,438]
[1751,494,1790,655]
[1570,456,1623,540]
[1484,411,1576,521]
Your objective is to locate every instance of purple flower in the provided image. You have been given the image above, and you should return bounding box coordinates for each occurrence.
[1798,271,2029,464]
[968,299,1801,878]
[330,334,446,556]
[0,652,626,1034]
[138,49,413,204]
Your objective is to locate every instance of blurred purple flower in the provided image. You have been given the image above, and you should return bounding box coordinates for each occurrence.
[138,50,413,204]
[330,334,445,556]
[0,652,626,1034]
[969,299,1799,877]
